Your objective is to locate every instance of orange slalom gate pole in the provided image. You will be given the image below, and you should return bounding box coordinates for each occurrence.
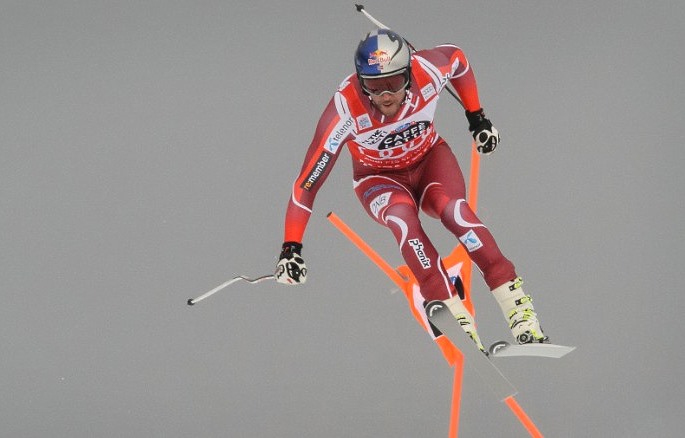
[462,144,546,437]
[505,396,544,438]
[327,143,481,437]
[446,142,476,438]
[467,143,481,211]
[327,144,545,437]
[445,143,480,313]
[327,212,465,438]
[328,212,546,437]
[465,143,545,437]
[326,212,407,289]
[446,144,480,269]
[448,355,465,437]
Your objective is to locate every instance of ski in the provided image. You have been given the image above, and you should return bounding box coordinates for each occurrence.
[488,341,576,359]
[426,300,517,402]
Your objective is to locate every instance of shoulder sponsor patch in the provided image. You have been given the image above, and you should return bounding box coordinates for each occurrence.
[421,83,436,100]
[325,117,354,154]
[356,113,372,130]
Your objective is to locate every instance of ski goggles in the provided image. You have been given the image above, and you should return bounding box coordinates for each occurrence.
[360,71,410,96]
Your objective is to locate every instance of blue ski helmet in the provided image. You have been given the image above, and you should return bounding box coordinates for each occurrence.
[355,29,412,92]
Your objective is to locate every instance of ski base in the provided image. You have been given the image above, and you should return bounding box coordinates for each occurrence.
[425,301,517,401]
[488,341,576,358]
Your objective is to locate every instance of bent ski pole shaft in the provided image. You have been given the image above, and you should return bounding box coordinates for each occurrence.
[354,4,465,109]
[187,274,274,306]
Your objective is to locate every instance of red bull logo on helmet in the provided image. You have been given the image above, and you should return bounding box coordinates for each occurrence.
[368,50,391,67]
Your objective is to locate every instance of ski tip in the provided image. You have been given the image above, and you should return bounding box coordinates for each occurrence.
[488,341,509,356]
[424,300,447,319]
[187,299,195,306]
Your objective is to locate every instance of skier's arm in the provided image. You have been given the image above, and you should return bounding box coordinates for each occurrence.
[426,44,482,112]
[276,95,352,285]
[283,96,347,244]
[430,45,500,154]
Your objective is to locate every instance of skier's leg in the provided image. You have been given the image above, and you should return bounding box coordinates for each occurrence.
[439,198,517,288]
[353,176,453,301]
[419,143,547,344]
[418,143,516,288]
[354,174,484,351]
[386,204,448,297]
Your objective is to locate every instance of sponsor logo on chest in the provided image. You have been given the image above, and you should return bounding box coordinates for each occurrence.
[378,120,430,150]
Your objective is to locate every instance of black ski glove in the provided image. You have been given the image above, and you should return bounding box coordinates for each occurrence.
[466,108,500,155]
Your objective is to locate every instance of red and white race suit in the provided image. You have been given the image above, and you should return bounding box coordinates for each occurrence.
[282,45,516,300]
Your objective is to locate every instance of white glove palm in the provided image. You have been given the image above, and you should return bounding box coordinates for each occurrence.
[474,126,499,155]
[275,242,308,285]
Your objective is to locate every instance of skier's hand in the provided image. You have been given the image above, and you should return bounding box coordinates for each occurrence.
[466,108,500,155]
[275,242,308,285]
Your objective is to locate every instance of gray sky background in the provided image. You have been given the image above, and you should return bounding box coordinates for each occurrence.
[2,1,684,437]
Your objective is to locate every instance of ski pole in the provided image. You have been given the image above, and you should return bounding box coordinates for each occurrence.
[354,4,465,109]
[187,274,274,306]
[355,3,390,30]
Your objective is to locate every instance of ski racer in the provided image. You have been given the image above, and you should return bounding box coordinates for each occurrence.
[275,29,548,349]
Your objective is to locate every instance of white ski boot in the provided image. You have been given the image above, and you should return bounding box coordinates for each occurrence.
[443,295,486,353]
[492,277,549,344]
